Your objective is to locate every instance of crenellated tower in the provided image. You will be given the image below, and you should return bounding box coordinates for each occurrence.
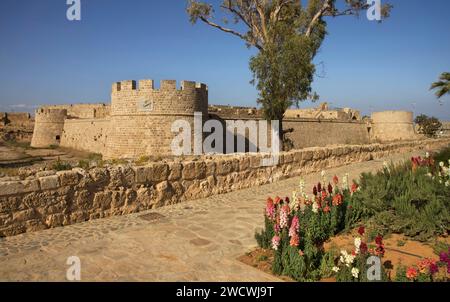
[105,79,208,159]
[31,108,67,148]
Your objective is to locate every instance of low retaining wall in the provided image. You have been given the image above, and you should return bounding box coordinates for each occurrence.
[1,138,449,237]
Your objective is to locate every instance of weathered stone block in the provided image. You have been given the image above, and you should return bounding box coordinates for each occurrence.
[145,163,169,183]
[21,180,40,193]
[168,162,182,180]
[302,150,313,161]
[216,159,233,175]
[182,161,206,180]
[206,161,216,176]
[0,181,24,196]
[39,175,60,191]
[57,170,79,186]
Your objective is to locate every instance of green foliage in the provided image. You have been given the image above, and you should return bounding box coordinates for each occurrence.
[415,114,442,138]
[52,158,72,171]
[78,160,90,170]
[347,161,450,241]
[187,0,392,144]
[319,249,337,279]
[87,153,103,161]
[430,72,450,100]
[255,216,275,250]
[394,265,409,282]
[434,147,450,164]
[135,155,150,166]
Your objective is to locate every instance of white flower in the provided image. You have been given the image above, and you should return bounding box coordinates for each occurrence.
[299,178,305,193]
[312,202,319,213]
[343,173,349,190]
[445,181,449,187]
[425,152,430,159]
[339,256,345,264]
[426,173,433,178]
[354,237,362,253]
[290,191,299,210]
[440,161,445,168]
[351,267,360,279]
[321,170,326,177]
[332,266,340,273]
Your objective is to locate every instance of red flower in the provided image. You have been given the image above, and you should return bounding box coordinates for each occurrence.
[333,175,339,185]
[328,183,333,194]
[332,194,343,206]
[358,226,365,236]
[323,205,331,213]
[290,234,300,247]
[351,182,359,193]
[321,190,328,200]
[360,242,368,254]
[274,196,282,205]
[406,267,418,280]
[284,197,290,204]
[375,235,383,245]
[313,186,318,196]
[317,182,322,192]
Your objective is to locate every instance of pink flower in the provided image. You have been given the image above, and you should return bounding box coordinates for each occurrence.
[265,198,275,221]
[272,235,281,250]
[280,205,290,229]
[289,216,299,237]
[406,267,418,280]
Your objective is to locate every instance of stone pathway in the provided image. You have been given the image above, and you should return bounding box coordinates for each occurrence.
[0,151,425,281]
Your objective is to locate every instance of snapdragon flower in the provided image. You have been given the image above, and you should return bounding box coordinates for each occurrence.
[351,267,359,279]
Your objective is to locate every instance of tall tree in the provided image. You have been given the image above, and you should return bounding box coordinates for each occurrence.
[187,0,392,146]
[430,72,450,102]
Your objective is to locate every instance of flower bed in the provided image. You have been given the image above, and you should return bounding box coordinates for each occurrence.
[251,149,450,282]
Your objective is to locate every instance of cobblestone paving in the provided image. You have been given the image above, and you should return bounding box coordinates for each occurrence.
[0,152,422,281]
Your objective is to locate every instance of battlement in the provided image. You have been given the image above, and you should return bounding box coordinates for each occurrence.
[35,108,67,121]
[111,79,208,93]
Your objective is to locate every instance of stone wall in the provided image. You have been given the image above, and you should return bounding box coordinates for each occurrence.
[42,104,110,119]
[0,112,34,142]
[285,119,370,149]
[61,119,110,154]
[371,111,418,142]
[1,138,449,237]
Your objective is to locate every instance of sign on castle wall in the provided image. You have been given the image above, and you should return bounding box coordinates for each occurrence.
[137,98,154,112]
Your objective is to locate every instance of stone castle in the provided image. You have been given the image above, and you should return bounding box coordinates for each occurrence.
[30,78,420,159]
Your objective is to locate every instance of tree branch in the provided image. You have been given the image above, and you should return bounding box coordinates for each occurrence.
[199,16,263,50]
[305,0,332,37]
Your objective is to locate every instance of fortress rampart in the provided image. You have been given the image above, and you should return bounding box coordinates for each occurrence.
[371,111,417,142]
[30,78,422,158]
[105,79,208,159]
[30,108,67,147]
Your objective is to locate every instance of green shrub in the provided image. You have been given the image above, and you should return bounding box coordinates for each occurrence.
[52,158,72,171]
[78,160,90,170]
[346,161,450,241]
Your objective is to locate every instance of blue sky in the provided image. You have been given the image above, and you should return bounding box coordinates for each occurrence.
[0,0,449,119]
